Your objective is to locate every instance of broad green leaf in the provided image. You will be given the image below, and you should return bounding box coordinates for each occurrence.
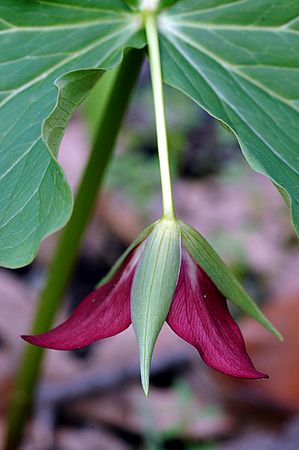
[179,220,282,340]
[159,0,299,234]
[131,218,181,395]
[159,0,180,8]
[0,0,144,268]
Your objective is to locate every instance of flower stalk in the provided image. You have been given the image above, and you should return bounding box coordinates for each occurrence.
[145,11,175,219]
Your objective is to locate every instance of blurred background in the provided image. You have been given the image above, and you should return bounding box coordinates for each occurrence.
[1,63,299,450]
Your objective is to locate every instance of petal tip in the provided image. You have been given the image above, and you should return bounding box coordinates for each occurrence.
[214,364,269,380]
[21,333,53,349]
[21,333,73,350]
[257,371,269,380]
[21,335,34,344]
[233,369,269,380]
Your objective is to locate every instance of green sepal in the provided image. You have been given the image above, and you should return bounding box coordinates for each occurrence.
[97,221,158,287]
[131,218,181,396]
[159,0,180,9]
[179,221,282,341]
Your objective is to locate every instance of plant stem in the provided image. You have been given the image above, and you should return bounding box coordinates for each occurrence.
[145,12,175,219]
[4,48,144,450]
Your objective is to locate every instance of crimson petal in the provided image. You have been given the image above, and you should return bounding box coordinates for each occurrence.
[167,248,267,379]
[22,249,140,350]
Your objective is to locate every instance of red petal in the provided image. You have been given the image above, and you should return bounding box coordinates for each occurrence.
[22,249,140,350]
[167,248,268,379]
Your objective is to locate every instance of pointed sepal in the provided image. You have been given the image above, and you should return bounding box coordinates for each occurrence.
[131,218,181,395]
[179,221,282,341]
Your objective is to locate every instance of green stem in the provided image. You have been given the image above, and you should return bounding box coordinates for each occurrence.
[4,49,144,450]
[145,12,175,219]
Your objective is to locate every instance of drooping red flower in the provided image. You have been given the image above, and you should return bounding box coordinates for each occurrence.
[23,219,269,387]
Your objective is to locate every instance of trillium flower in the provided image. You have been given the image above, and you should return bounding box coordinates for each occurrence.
[23,219,280,395]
